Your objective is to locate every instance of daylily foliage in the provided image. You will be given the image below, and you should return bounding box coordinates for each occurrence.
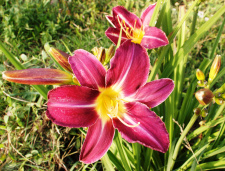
[105,4,169,49]
[47,41,174,163]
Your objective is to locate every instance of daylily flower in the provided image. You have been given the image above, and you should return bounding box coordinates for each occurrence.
[105,4,169,49]
[47,40,174,164]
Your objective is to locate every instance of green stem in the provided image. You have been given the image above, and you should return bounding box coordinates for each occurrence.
[114,131,132,171]
[168,114,199,170]
[0,41,48,99]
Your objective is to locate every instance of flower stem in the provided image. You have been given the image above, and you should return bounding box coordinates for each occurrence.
[168,114,199,170]
[114,130,132,171]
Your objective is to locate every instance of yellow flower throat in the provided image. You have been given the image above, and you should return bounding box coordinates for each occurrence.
[96,87,140,127]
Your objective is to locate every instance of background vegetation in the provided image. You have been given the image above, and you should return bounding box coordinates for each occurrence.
[0,0,224,170]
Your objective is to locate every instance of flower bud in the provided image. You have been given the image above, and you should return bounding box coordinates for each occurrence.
[195,88,214,105]
[196,69,205,81]
[201,109,208,117]
[106,44,115,62]
[208,55,221,84]
[44,43,73,73]
[2,68,74,85]
[49,48,73,73]
[215,98,224,105]
[194,108,201,115]
[91,47,106,63]
[92,47,99,56]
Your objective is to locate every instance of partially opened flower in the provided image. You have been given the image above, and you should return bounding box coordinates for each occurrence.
[105,4,169,49]
[47,40,174,164]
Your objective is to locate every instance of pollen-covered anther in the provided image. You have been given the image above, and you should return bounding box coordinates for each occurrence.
[117,16,145,44]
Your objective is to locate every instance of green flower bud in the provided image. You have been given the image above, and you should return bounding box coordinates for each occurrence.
[215,98,224,105]
[201,109,208,117]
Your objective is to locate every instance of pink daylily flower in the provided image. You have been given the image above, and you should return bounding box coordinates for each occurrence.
[47,40,174,164]
[105,4,169,49]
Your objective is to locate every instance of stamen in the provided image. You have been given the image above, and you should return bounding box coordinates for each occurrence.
[117,116,140,128]
[116,16,144,44]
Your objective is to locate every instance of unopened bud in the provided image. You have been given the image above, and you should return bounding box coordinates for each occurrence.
[91,47,106,63]
[92,47,99,56]
[44,43,73,73]
[196,69,205,81]
[195,88,214,105]
[194,108,201,115]
[201,109,208,117]
[215,98,224,105]
[106,45,115,62]
[208,55,221,84]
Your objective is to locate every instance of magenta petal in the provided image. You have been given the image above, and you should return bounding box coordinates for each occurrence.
[47,85,99,128]
[140,3,156,27]
[80,119,114,164]
[69,50,106,89]
[134,78,174,108]
[141,27,169,49]
[113,102,169,153]
[106,40,149,96]
[105,27,129,46]
[106,15,120,28]
[112,6,142,29]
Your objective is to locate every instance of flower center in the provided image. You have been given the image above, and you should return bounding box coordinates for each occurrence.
[96,87,140,127]
[117,17,145,44]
